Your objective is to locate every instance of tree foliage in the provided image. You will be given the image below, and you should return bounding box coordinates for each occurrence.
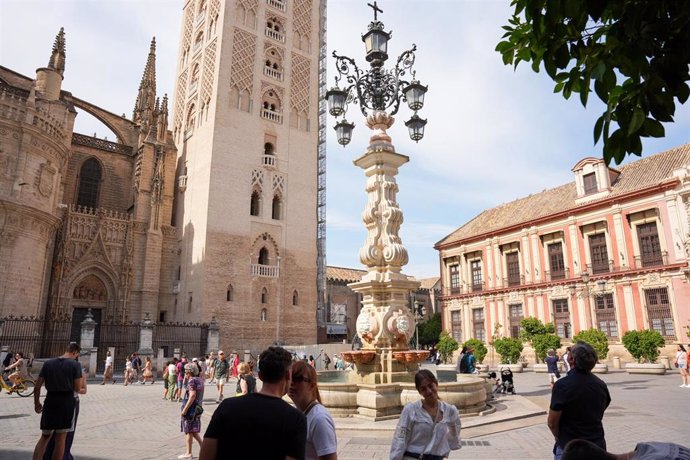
[493,337,524,364]
[573,328,610,362]
[497,1,690,165]
[463,338,488,364]
[437,331,459,364]
[622,329,665,363]
[519,317,554,343]
[532,334,562,362]
[418,313,442,346]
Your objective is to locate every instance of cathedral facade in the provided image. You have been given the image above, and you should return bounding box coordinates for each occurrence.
[0,0,324,354]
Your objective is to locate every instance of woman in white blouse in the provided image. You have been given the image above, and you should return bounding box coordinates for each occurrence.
[390,369,461,460]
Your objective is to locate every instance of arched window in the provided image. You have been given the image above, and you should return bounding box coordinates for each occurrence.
[226,284,234,302]
[264,142,274,155]
[76,158,102,209]
[272,195,281,220]
[292,290,299,306]
[250,190,261,216]
[261,287,268,304]
[258,247,269,265]
[261,308,267,321]
[186,104,197,131]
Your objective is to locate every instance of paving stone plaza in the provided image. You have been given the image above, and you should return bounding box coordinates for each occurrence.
[1,368,687,459]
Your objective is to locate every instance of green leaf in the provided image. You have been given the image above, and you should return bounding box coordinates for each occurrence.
[593,116,605,144]
[642,118,665,138]
[628,108,645,135]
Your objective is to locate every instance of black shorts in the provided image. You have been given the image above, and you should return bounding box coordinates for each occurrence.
[41,392,76,433]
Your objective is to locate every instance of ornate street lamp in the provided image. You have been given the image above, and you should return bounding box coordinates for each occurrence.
[325,1,428,145]
[325,1,429,371]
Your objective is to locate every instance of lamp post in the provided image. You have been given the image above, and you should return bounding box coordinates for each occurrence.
[325,1,428,361]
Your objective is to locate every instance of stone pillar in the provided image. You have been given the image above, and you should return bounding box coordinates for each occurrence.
[157,348,165,377]
[137,312,154,362]
[244,349,251,363]
[79,308,98,378]
[206,316,219,354]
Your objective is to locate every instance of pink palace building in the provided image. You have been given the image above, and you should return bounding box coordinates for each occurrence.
[436,144,690,362]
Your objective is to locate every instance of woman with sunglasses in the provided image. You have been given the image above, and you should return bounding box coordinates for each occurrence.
[179,363,204,459]
[390,369,461,460]
[288,360,337,460]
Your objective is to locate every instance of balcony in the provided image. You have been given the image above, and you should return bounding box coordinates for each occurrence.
[264,66,283,80]
[178,175,188,192]
[267,0,286,11]
[262,154,276,169]
[634,251,668,269]
[587,260,613,275]
[546,267,570,281]
[172,281,180,294]
[471,282,484,293]
[503,275,524,288]
[261,108,283,123]
[251,264,280,278]
[265,27,285,43]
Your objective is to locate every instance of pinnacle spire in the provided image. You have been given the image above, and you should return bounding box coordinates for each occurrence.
[133,37,158,126]
[48,27,66,75]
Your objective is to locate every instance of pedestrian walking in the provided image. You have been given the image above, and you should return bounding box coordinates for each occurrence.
[167,358,179,401]
[562,347,571,374]
[288,360,337,460]
[5,352,28,392]
[545,349,561,388]
[101,351,115,385]
[43,359,87,460]
[675,344,688,387]
[178,363,205,459]
[131,353,142,382]
[32,342,83,460]
[213,351,229,403]
[547,341,611,460]
[199,346,307,460]
[322,352,331,370]
[231,352,240,379]
[390,369,462,460]
[175,356,187,400]
[142,356,154,384]
[124,356,133,386]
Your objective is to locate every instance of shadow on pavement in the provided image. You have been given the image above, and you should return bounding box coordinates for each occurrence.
[1,450,109,460]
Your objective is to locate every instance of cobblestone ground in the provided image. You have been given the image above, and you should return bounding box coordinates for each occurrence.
[0,369,687,459]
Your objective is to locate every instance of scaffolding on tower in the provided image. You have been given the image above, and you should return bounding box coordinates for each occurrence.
[316,0,328,330]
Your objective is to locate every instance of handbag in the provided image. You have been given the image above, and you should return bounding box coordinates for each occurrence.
[184,401,204,420]
[674,362,679,368]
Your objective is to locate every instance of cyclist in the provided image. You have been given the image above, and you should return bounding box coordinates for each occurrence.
[5,352,28,392]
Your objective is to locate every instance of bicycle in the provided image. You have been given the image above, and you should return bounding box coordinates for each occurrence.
[1,370,35,397]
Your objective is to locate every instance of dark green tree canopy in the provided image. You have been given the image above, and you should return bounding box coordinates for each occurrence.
[497,1,690,165]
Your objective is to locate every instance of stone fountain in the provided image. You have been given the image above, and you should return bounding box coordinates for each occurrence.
[319,4,489,420]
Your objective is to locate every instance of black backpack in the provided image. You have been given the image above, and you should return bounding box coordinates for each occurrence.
[459,355,469,373]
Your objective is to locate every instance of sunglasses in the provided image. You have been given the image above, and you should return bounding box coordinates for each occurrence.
[292,375,310,384]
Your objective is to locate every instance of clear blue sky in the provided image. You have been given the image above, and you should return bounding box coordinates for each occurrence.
[2,0,688,279]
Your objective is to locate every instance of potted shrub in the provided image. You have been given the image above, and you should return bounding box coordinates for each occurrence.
[436,331,460,381]
[622,329,666,375]
[531,334,562,373]
[573,328,609,373]
[492,337,524,373]
[463,338,488,372]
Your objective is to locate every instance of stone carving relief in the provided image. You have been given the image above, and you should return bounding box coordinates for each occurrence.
[508,291,519,301]
[644,273,663,286]
[36,161,56,197]
[290,53,310,114]
[230,28,257,94]
[472,295,482,306]
[551,284,567,298]
[72,274,107,301]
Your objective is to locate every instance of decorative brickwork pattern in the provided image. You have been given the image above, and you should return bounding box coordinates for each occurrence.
[173,69,188,133]
[272,173,284,194]
[251,169,264,189]
[209,0,221,18]
[230,28,256,94]
[290,53,310,113]
[182,4,195,50]
[237,0,258,12]
[293,0,312,38]
[201,38,217,104]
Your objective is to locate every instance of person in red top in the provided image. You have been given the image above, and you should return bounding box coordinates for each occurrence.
[231,352,240,379]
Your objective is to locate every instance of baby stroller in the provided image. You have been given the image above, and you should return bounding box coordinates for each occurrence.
[499,367,516,394]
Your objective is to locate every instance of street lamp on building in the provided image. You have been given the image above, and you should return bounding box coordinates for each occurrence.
[325,1,428,146]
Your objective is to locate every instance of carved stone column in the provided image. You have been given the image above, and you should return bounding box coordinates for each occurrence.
[137,312,154,361]
[206,316,220,354]
[79,308,98,378]
[348,111,420,384]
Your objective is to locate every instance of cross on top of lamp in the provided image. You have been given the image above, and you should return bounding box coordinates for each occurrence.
[325,1,428,146]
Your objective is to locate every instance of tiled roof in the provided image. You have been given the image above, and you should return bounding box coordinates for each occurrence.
[418,277,440,290]
[326,266,419,283]
[437,144,690,247]
[326,266,367,283]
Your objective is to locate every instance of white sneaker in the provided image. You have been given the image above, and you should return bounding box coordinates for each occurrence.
[680,384,686,387]
[683,384,690,388]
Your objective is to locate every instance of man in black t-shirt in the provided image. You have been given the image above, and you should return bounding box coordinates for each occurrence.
[32,342,83,460]
[200,346,307,460]
[547,341,611,460]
